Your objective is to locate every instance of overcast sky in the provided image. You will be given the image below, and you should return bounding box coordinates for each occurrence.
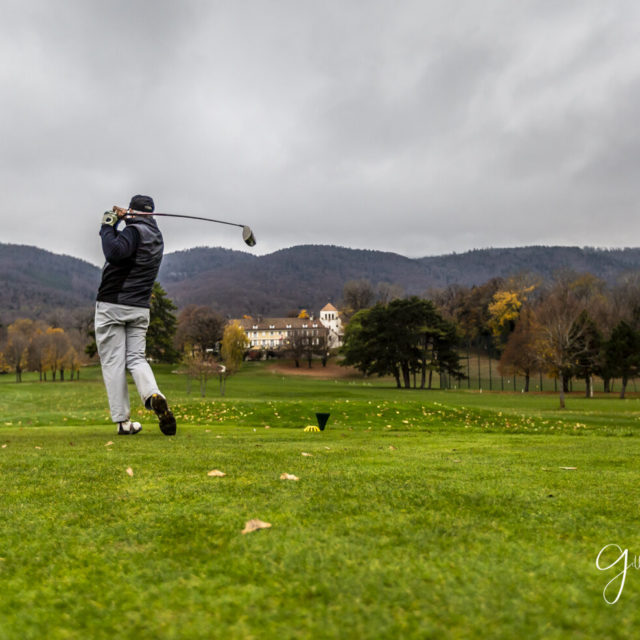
[2,1,639,266]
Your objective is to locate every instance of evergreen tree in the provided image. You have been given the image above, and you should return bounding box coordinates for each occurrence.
[604,321,640,399]
[147,282,180,363]
[340,297,463,389]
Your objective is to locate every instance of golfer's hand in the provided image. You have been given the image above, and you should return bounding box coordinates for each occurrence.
[112,205,128,218]
[101,211,118,226]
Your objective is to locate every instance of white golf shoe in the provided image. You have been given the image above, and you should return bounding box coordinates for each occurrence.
[117,419,142,435]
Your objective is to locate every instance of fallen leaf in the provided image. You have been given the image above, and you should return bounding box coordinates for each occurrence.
[264,426,271,429]
[126,467,134,477]
[1,444,7,449]
[105,441,114,446]
[301,452,313,457]
[207,469,226,477]
[560,466,577,471]
[324,446,331,450]
[280,473,299,481]
[241,519,272,535]
[35,446,42,450]
[389,445,397,450]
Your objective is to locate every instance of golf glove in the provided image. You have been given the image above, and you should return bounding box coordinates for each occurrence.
[101,211,118,226]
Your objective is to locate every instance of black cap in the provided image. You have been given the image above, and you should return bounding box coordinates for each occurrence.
[129,195,154,212]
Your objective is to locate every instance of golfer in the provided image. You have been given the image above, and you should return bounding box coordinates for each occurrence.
[95,194,177,436]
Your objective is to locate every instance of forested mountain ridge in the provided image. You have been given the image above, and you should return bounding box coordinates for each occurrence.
[0,243,101,320]
[161,244,640,316]
[3,242,640,322]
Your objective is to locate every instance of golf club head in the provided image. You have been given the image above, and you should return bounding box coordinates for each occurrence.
[242,225,256,247]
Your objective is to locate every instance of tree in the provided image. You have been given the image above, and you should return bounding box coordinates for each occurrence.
[27,322,50,381]
[401,297,463,389]
[376,282,404,305]
[220,322,250,395]
[604,321,640,399]
[314,329,330,367]
[570,310,603,398]
[147,282,180,363]
[182,352,219,397]
[175,305,225,355]
[285,330,307,368]
[44,327,72,381]
[3,319,35,382]
[341,279,375,320]
[340,308,377,378]
[341,305,403,386]
[341,297,463,389]
[487,282,537,351]
[498,307,540,392]
[533,280,587,408]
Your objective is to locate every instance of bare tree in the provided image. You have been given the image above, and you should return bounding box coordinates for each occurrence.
[341,279,375,320]
[533,280,587,408]
[376,282,404,305]
[176,305,225,355]
[182,352,220,397]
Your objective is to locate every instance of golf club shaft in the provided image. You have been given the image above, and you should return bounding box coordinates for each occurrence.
[113,206,257,246]
[124,210,246,229]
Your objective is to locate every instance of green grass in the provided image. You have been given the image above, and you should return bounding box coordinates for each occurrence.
[1,362,640,638]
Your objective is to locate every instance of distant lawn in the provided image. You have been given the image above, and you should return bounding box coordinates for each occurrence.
[1,363,640,638]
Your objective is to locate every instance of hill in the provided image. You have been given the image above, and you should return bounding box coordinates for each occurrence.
[3,242,640,322]
[160,244,640,316]
[0,243,101,323]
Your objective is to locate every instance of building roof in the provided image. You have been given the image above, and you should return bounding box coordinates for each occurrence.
[321,302,339,312]
[230,318,326,331]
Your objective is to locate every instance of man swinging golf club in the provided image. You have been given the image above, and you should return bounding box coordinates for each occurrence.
[95,194,177,436]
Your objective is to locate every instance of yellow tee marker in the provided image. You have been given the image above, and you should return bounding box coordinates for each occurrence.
[304,425,320,432]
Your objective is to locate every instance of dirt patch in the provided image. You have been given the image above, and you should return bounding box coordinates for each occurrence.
[267,360,362,379]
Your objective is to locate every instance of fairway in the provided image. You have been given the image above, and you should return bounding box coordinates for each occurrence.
[1,363,640,639]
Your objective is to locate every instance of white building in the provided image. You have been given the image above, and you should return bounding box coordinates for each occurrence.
[231,317,328,351]
[319,303,343,349]
[230,303,344,352]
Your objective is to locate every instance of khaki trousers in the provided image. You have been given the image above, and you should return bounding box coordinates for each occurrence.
[95,301,160,423]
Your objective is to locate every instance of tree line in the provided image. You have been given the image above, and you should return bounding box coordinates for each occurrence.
[0,284,248,393]
[0,319,87,382]
[339,271,640,407]
[5,271,640,408]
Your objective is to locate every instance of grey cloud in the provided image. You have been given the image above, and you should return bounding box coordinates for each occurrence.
[1,1,639,265]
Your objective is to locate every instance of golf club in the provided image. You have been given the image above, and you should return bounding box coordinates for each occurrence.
[113,206,257,247]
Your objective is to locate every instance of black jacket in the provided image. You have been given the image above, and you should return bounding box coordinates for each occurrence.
[96,216,164,308]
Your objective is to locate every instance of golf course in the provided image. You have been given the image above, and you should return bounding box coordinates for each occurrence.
[1,361,639,639]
